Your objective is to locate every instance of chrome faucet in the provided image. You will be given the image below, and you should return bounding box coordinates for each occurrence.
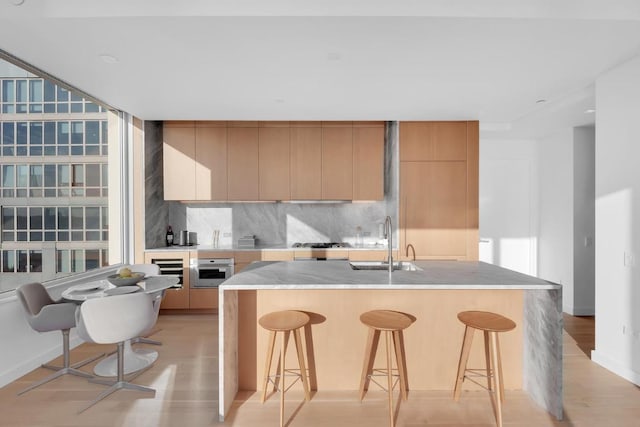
[405,243,416,261]
[384,216,393,273]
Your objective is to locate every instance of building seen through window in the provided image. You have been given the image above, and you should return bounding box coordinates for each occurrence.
[0,58,109,292]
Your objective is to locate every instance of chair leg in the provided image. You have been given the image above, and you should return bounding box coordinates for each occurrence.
[490,332,504,427]
[18,329,99,396]
[453,326,475,400]
[261,331,277,403]
[79,341,155,413]
[280,330,289,427]
[385,331,395,427]
[393,330,409,401]
[359,328,380,401]
[293,328,310,401]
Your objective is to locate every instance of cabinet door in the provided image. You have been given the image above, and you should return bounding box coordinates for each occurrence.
[259,127,290,200]
[322,126,353,200]
[400,121,467,161]
[227,127,259,201]
[401,161,468,258]
[195,124,227,200]
[163,122,195,200]
[353,125,384,200]
[290,125,322,199]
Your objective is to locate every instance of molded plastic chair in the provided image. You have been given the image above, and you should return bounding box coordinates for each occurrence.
[75,291,156,413]
[124,263,163,346]
[15,282,104,396]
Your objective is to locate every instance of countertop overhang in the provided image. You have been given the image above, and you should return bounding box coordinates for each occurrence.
[219,260,561,290]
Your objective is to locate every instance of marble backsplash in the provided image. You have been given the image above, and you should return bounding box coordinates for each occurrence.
[146,122,399,249]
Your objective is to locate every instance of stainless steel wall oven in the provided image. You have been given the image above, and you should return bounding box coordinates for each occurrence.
[189,258,234,288]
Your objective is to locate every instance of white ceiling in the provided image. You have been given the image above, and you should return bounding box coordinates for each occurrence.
[2,0,640,138]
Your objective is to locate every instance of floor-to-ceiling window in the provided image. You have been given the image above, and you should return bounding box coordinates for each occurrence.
[0,57,120,292]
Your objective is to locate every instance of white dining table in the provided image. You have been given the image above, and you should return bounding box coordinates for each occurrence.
[62,275,179,377]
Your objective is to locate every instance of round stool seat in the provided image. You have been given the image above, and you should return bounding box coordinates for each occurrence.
[457,310,516,333]
[259,310,310,332]
[360,310,414,331]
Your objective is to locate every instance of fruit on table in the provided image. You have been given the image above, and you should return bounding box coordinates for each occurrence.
[118,267,132,278]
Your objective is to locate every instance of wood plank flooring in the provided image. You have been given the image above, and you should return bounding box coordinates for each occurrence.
[0,313,638,426]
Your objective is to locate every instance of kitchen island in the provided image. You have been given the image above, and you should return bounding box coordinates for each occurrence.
[218,260,562,422]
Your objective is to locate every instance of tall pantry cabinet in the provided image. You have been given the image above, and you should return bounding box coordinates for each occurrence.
[399,121,479,260]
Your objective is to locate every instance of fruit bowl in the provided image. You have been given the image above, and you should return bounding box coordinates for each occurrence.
[107,272,144,287]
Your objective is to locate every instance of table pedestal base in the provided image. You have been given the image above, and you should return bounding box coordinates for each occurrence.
[94,340,158,377]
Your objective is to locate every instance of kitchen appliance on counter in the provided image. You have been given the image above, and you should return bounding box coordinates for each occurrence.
[291,242,350,248]
[179,230,197,246]
[292,242,350,261]
[190,258,234,288]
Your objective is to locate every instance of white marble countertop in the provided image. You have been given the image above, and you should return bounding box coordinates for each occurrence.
[145,244,391,252]
[219,260,561,290]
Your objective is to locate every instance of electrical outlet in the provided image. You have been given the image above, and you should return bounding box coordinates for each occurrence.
[624,252,636,267]
[362,231,371,237]
[223,232,231,238]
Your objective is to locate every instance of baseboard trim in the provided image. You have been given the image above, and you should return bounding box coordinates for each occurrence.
[0,335,83,388]
[591,350,640,386]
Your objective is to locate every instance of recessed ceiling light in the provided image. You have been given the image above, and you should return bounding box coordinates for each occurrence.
[584,108,596,114]
[99,54,119,64]
[275,99,285,104]
[535,99,547,104]
[327,52,342,61]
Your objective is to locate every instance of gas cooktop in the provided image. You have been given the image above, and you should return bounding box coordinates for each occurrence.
[291,242,350,249]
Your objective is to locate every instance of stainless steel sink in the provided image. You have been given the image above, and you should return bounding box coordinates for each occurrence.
[349,261,422,271]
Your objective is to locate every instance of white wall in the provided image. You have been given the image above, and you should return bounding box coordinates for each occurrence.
[592,56,640,385]
[536,129,575,312]
[479,138,538,275]
[0,297,83,387]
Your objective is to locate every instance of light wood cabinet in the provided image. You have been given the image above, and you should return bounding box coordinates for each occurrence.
[290,124,322,199]
[227,127,259,201]
[399,121,468,161]
[322,125,353,200]
[163,121,384,201]
[234,251,262,273]
[195,122,227,200]
[144,251,190,310]
[353,124,384,200]
[399,121,478,261]
[259,127,290,200]
[163,122,196,200]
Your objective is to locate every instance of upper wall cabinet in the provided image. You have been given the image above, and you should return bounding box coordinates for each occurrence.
[399,121,467,161]
[227,125,260,201]
[353,123,385,200]
[195,122,227,200]
[163,121,385,201]
[163,122,196,200]
[290,123,322,200]
[321,123,353,200]
[259,123,290,201]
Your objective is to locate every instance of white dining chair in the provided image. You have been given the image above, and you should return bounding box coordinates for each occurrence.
[75,291,156,413]
[124,263,163,346]
[15,282,104,396]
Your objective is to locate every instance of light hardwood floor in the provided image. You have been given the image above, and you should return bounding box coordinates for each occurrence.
[0,314,638,426]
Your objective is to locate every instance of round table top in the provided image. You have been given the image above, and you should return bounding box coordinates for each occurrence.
[61,275,179,302]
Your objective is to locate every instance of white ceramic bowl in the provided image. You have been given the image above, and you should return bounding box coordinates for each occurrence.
[107,272,144,287]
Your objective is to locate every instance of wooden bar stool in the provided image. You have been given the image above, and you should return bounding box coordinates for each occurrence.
[259,310,311,427]
[453,310,516,427]
[359,310,415,427]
